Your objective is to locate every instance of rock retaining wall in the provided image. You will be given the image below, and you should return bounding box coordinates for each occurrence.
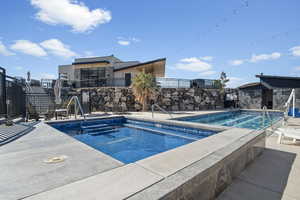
[80,87,224,112]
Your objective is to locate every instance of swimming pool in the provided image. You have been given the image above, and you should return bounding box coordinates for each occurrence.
[175,110,283,130]
[50,117,217,164]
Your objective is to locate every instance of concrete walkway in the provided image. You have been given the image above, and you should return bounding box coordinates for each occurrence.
[0,123,123,200]
[218,135,300,200]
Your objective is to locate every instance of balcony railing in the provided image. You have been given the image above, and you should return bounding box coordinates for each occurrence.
[64,78,128,88]
[63,77,220,89]
[156,77,220,89]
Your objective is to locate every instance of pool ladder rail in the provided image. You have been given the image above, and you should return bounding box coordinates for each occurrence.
[151,104,173,119]
[262,106,274,130]
[67,96,86,120]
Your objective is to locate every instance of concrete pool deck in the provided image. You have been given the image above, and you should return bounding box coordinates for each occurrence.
[218,135,300,200]
[0,110,289,200]
[0,123,124,200]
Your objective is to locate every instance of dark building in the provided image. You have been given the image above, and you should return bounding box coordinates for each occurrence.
[238,74,300,109]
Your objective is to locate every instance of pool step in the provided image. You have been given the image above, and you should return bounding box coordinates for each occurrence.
[235,116,263,128]
[124,123,197,141]
[220,115,255,126]
[88,129,118,136]
[81,124,110,130]
[83,126,117,133]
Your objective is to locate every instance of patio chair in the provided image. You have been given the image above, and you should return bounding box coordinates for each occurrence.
[44,105,56,121]
[26,103,40,122]
[275,128,300,144]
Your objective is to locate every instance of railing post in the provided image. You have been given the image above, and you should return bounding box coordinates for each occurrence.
[293,89,295,117]
[152,104,154,119]
[0,67,7,119]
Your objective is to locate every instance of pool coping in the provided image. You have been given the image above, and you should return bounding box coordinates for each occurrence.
[22,114,267,200]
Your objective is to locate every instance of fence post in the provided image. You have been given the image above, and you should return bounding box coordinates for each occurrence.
[0,67,7,119]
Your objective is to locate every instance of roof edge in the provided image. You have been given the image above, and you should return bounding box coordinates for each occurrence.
[238,82,261,89]
[256,74,300,80]
[113,58,166,72]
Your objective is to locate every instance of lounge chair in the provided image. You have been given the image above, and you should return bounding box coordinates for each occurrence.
[26,103,40,121]
[275,128,300,144]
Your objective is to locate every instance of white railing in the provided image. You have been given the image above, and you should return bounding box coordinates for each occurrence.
[284,89,295,118]
[151,104,173,119]
[66,96,86,120]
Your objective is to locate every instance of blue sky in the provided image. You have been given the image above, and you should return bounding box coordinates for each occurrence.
[0,0,300,87]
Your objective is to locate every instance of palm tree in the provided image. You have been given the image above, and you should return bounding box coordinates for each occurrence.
[213,71,230,93]
[131,72,157,111]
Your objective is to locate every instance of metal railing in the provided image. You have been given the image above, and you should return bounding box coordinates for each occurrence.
[0,67,26,119]
[66,96,86,120]
[262,106,274,130]
[151,104,173,119]
[284,89,295,117]
[70,78,129,88]
[0,67,7,118]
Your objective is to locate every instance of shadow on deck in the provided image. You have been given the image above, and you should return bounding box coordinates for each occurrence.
[218,144,298,200]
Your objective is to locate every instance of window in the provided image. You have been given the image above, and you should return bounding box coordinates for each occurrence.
[80,68,106,87]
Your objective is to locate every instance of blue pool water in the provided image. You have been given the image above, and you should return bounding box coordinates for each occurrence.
[176,110,283,130]
[50,117,217,164]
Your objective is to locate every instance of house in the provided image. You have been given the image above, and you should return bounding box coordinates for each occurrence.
[238,74,300,109]
[58,55,166,88]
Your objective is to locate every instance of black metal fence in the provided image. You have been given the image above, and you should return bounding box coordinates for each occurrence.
[25,92,55,115]
[0,67,6,117]
[0,67,26,119]
[6,80,26,118]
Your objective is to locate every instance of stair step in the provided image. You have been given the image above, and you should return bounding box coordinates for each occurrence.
[220,115,254,126]
[235,116,262,128]
[88,129,118,136]
[124,124,197,141]
[83,126,116,133]
[81,124,109,129]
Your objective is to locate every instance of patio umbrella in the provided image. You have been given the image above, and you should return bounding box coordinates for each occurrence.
[54,79,62,105]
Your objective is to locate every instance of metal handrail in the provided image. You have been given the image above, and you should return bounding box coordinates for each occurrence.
[262,106,274,129]
[284,89,295,117]
[66,96,86,120]
[151,104,173,119]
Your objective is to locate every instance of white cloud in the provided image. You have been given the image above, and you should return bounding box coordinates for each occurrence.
[40,39,77,58]
[176,57,212,72]
[0,41,15,56]
[250,52,281,63]
[118,40,130,46]
[180,57,200,63]
[30,0,112,32]
[227,77,245,88]
[230,52,281,66]
[230,59,244,66]
[117,37,141,46]
[200,56,213,61]
[290,46,300,57]
[132,37,141,42]
[10,40,47,57]
[199,70,216,76]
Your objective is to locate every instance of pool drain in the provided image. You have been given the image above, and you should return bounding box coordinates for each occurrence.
[44,155,67,164]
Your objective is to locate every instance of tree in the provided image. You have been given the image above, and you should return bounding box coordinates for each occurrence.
[214,71,229,92]
[131,72,157,111]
